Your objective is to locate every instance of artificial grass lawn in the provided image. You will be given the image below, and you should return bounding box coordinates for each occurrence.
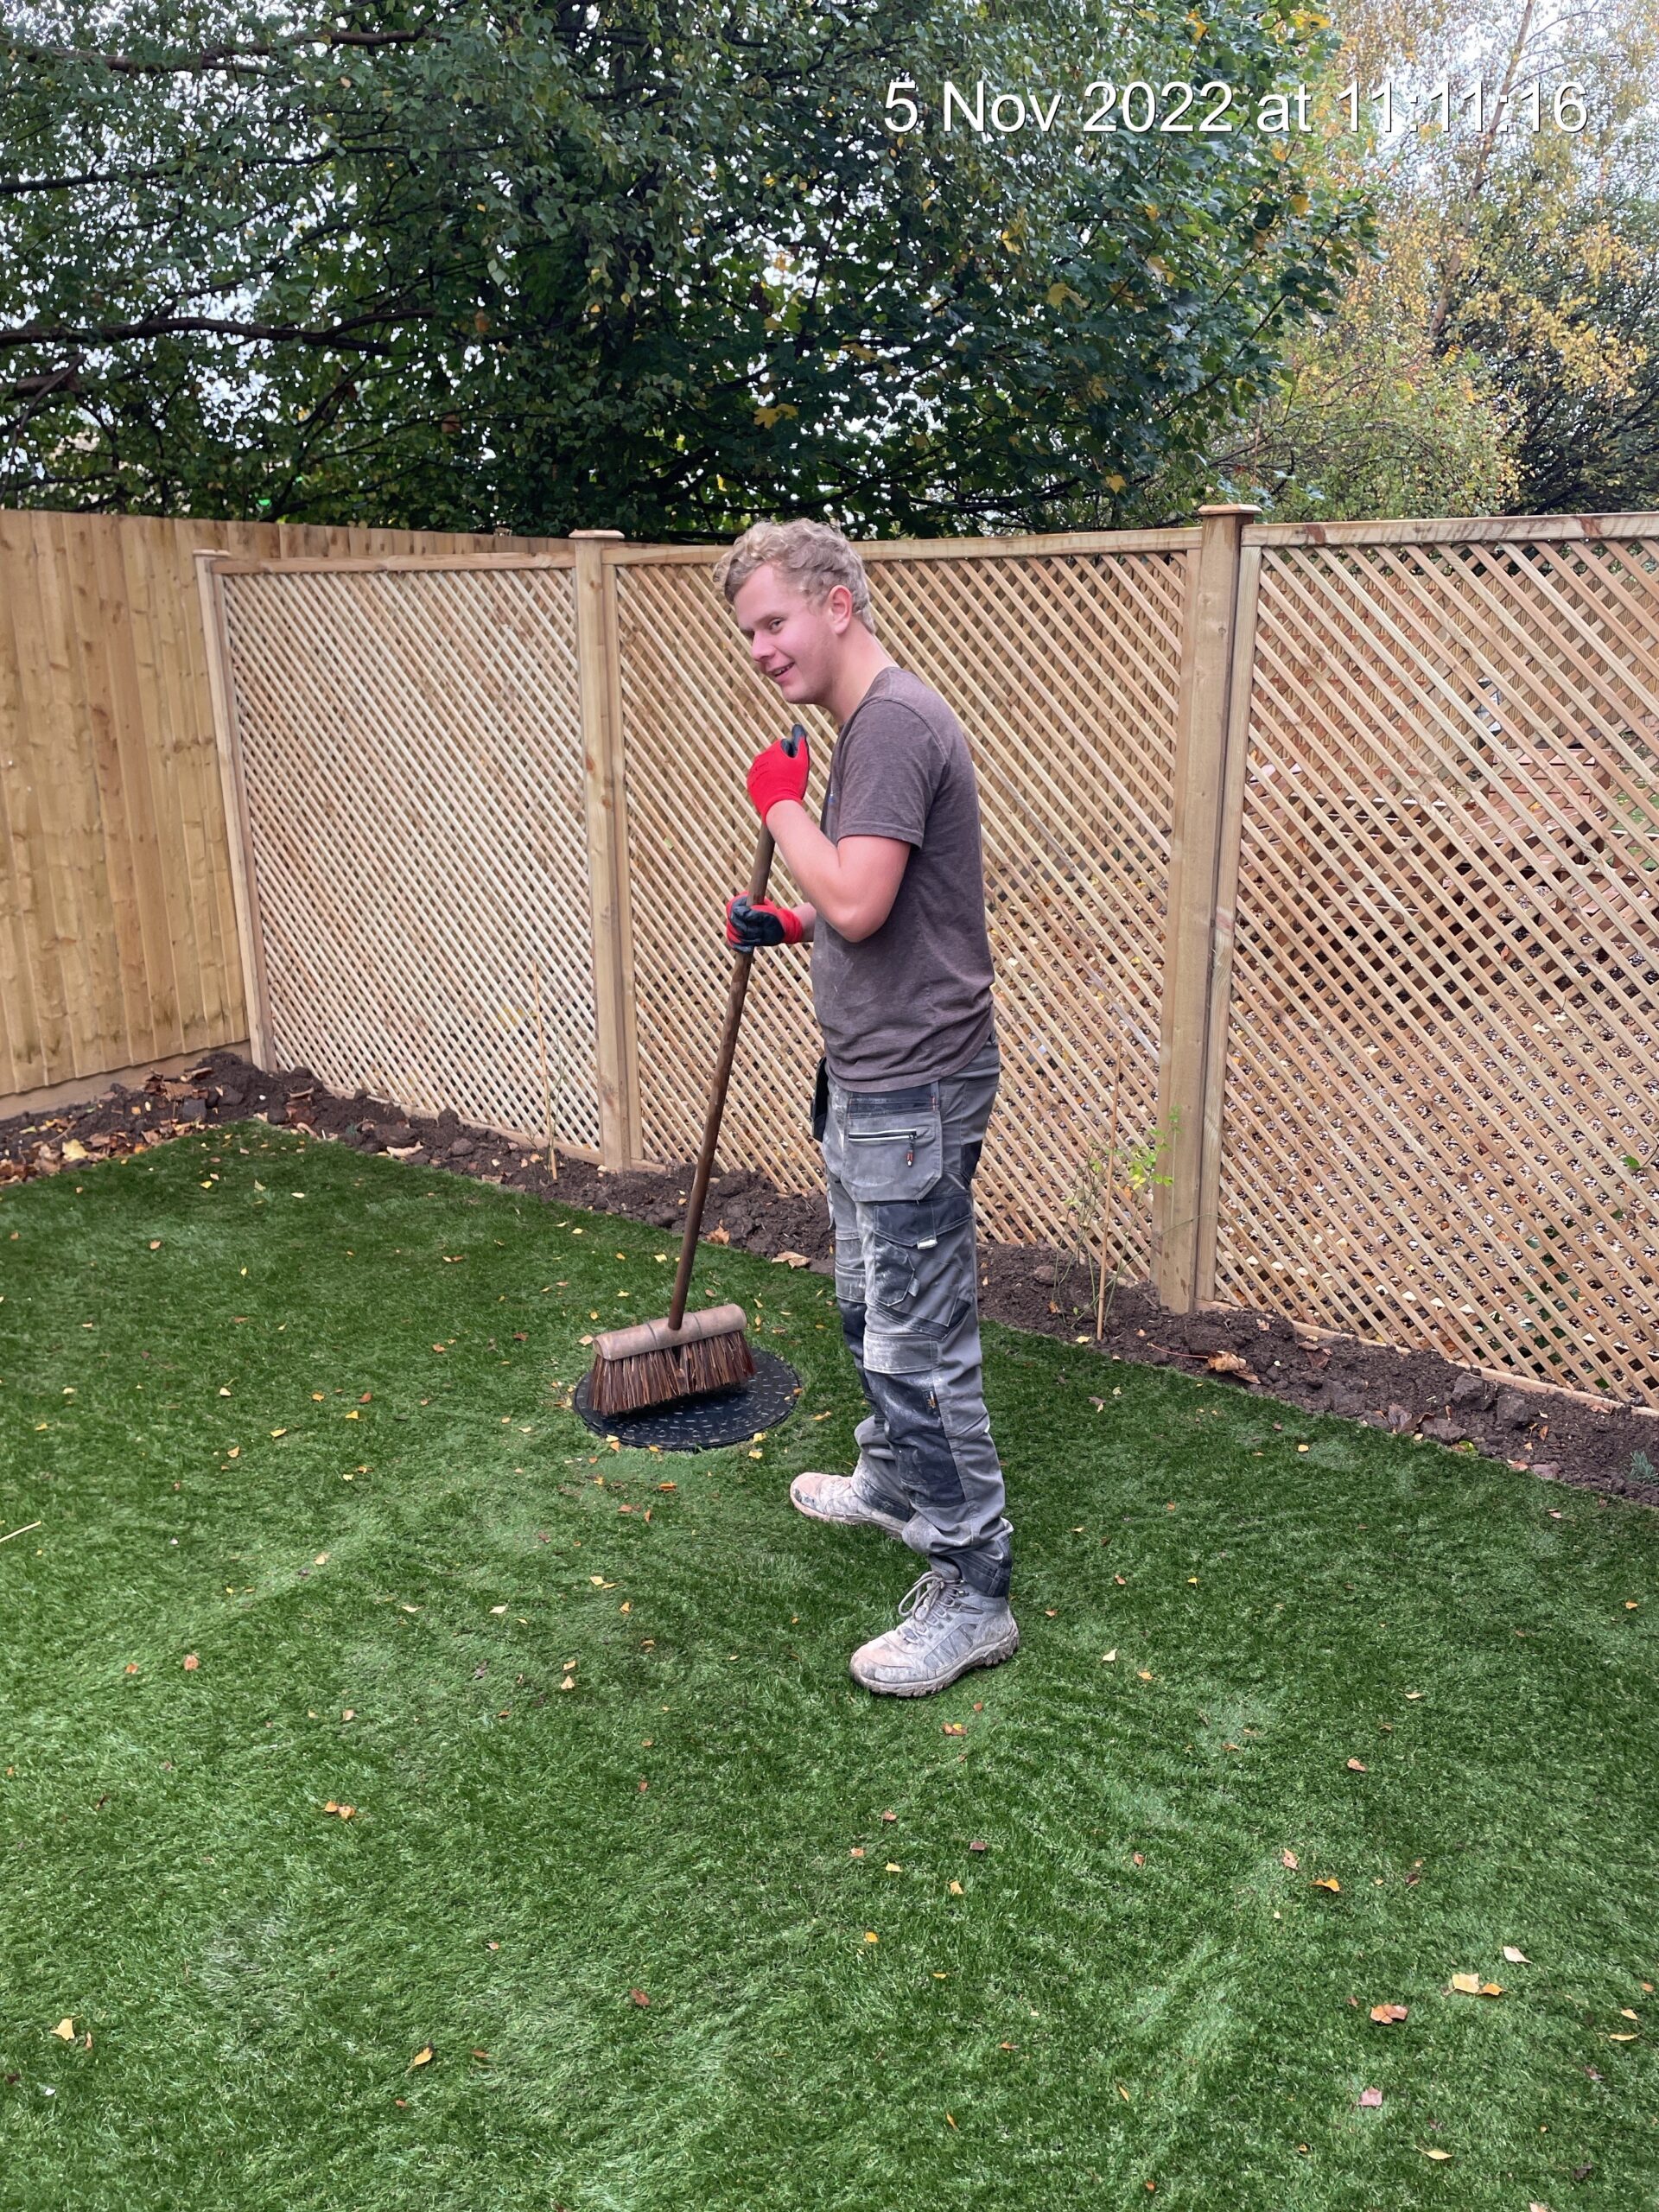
[1,1123,1656,2212]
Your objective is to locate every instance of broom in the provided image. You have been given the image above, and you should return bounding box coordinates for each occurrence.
[586,728,804,1417]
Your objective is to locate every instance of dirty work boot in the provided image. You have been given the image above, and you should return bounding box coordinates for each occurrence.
[789,1461,908,1542]
[849,1566,1019,1697]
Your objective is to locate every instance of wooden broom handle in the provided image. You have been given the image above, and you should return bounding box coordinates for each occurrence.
[668,743,801,1331]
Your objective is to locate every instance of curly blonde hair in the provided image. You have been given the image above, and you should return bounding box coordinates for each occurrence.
[711,518,875,633]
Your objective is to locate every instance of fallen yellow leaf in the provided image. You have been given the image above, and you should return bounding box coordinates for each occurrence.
[1449,1973,1483,1994]
[1421,2146,1452,2160]
[1281,1849,1299,1869]
[1369,2002,1408,2023]
[1312,1876,1340,1893]
[408,2044,434,2069]
[1345,1758,1367,1772]
[948,1880,964,1897]
[864,1931,879,1943]
[50,2018,74,2040]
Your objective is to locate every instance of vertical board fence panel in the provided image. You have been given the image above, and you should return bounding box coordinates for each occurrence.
[1221,517,1659,1402]
[207,557,603,1155]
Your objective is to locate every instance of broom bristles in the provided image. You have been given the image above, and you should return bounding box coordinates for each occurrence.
[588,1323,756,1417]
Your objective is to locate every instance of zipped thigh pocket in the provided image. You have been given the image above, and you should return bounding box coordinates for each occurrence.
[832,1081,944,1203]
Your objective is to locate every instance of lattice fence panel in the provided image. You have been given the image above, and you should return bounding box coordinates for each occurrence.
[221,566,600,1149]
[614,556,830,1192]
[1221,531,1659,1402]
[864,550,1187,1259]
[615,546,1190,1263]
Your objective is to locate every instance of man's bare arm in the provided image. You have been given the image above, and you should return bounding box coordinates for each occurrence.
[763,804,911,941]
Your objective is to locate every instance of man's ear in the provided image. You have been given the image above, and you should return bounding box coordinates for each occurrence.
[824,582,855,634]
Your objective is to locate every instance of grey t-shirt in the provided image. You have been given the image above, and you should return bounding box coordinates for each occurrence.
[810,665,996,1090]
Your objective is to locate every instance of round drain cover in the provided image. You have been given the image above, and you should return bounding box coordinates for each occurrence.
[570,1348,802,1452]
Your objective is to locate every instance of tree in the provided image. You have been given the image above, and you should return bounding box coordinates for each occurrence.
[1,0,1378,534]
[1215,0,1659,519]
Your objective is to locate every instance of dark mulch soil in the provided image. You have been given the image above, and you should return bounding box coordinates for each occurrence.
[7,1047,1656,1508]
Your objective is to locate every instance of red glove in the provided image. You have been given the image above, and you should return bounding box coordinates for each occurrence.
[724,895,804,947]
[746,726,810,824]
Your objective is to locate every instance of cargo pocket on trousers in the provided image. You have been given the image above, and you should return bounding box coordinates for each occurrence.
[838,1084,943,1203]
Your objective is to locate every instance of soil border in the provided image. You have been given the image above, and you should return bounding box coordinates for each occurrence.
[4,1048,1655,1510]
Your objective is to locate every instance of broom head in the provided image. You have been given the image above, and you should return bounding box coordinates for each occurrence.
[587,1301,755,1417]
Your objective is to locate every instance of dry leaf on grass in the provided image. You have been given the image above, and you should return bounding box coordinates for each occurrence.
[772,1251,810,1268]
[1281,1849,1299,1870]
[1369,2002,1408,2023]
[1503,1946,1530,1963]
[1358,2088,1383,2107]
[1312,1876,1340,1893]
[1421,2146,1452,2161]
[708,1227,730,1245]
[181,1653,199,1671]
[629,1988,651,2007]
[1345,1758,1367,1772]
[1205,1351,1258,1382]
[408,2044,434,2069]
[49,2018,74,2040]
[321,1800,357,1819]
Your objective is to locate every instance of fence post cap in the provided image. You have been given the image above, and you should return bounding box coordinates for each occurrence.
[569,528,626,539]
[1196,504,1263,518]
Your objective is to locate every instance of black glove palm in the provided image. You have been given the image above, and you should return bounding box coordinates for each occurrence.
[724,894,803,948]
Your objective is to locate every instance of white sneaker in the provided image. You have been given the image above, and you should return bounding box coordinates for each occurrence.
[789,1467,908,1542]
[849,1567,1020,1697]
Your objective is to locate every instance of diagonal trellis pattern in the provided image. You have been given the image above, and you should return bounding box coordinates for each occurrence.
[221,564,600,1150]
[1223,531,1659,1403]
[206,518,1659,1411]
[614,543,1192,1264]
[613,555,832,1191]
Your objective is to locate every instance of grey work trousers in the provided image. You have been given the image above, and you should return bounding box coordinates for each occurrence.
[817,1040,1012,1598]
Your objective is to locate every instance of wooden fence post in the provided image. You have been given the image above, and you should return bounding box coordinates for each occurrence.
[570,531,642,1172]
[194,550,276,1070]
[1152,504,1260,1310]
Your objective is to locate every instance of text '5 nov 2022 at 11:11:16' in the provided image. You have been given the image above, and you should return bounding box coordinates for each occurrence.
[880,75,1592,140]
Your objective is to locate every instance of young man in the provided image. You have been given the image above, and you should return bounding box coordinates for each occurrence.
[709,518,1017,1697]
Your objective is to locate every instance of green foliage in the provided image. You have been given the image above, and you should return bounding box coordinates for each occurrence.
[1201,0,1659,519]
[1,0,1377,533]
[1063,1109,1178,1322]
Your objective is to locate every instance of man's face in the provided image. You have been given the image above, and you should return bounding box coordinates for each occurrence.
[732,563,848,707]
